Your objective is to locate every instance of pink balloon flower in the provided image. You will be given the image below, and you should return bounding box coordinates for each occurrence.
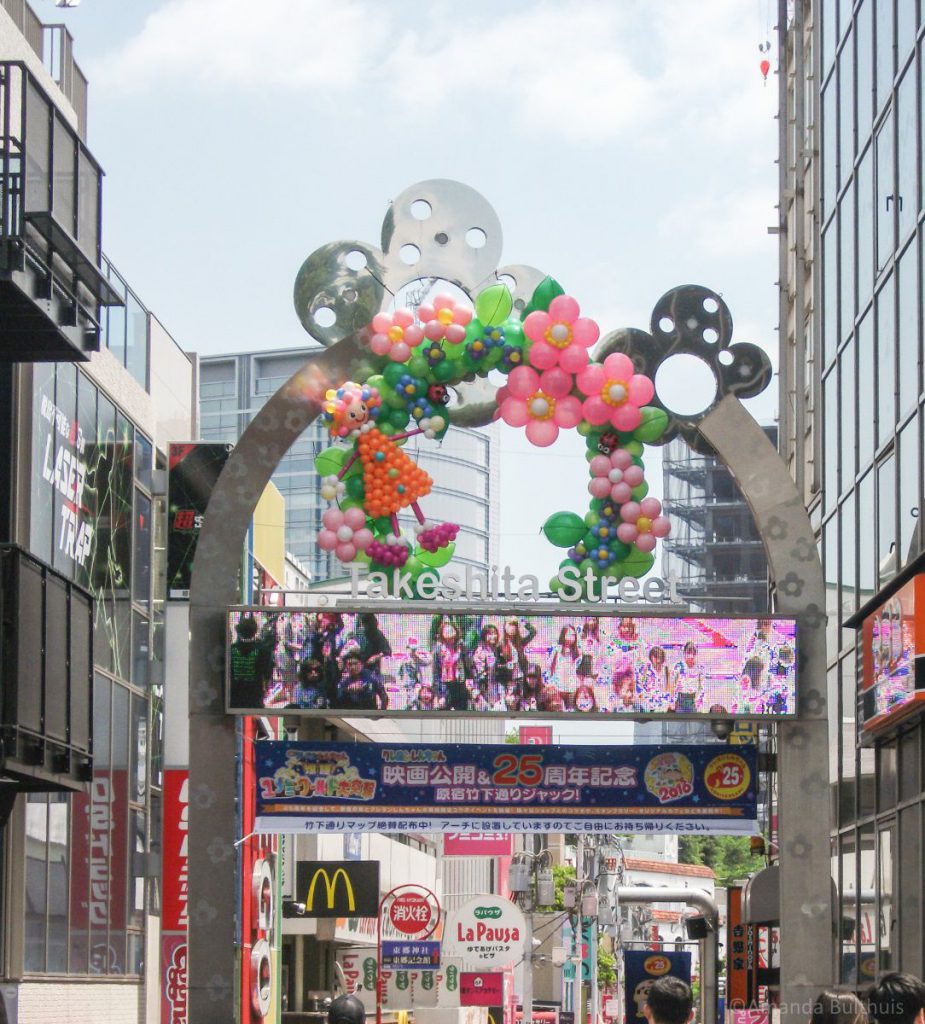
[497,365,582,448]
[576,352,655,432]
[588,448,646,503]
[616,497,671,553]
[523,294,599,373]
[418,292,473,344]
[370,309,425,362]
[317,505,374,563]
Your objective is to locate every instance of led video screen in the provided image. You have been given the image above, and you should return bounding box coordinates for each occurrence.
[227,604,797,718]
[861,574,925,733]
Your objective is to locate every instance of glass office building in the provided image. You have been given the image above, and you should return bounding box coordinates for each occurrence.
[780,0,925,982]
[199,347,500,583]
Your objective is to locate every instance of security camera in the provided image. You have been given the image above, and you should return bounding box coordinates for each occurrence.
[710,718,733,741]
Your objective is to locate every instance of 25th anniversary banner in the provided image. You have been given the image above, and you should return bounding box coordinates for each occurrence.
[255,742,757,835]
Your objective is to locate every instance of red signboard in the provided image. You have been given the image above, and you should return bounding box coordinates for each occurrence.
[162,770,189,932]
[389,893,434,935]
[518,726,553,745]
[443,833,514,857]
[461,972,504,1006]
[161,934,188,1024]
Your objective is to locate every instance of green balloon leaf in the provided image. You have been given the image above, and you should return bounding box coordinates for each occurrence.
[542,512,586,548]
[633,406,670,443]
[416,542,456,568]
[315,447,346,477]
[522,276,565,318]
[618,549,655,578]
[476,284,514,326]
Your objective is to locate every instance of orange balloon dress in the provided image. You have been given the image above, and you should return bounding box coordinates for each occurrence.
[357,429,432,518]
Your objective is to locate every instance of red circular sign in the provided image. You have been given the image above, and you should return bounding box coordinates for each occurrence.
[389,892,434,935]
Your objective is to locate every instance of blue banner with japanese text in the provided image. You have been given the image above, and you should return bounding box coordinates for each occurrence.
[254,742,757,834]
[624,951,692,1024]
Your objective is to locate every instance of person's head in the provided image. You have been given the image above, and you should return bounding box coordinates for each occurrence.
[868,972,925,1024]
[538,684,563,712]
[756,618,772,639]
[682,641,698,666]
[644,975,693,1024]
[618,618,638,641]
[417,686,435,707]
[810,990,867,1024]
[319,612,342,631]
[481,624,499,646]
[504,618,522,640]
[439,619,459,645]
[741,656,765,689]
[328,993,366,1024]
[359,612,378,631]
[524,664,543,691]
[574,684,597,712]
[582,617,600,639]
[343,650,364,676]
[559,625,578,648]
[648,646,666,670]
[299,659,322,684]
[236,615,259,641]
[778,644,795,666]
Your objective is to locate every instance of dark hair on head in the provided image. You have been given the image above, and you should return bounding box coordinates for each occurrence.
[646,976,692,1024]
[236,615,259,640]
[682,641,697,656]
[741,657,765,686]
[648,646,666,664]
[343,647,363,663]
[811,990,867,1024]
[481,624,499,643]
[328,993,366,1024]
[869,973,925,1024]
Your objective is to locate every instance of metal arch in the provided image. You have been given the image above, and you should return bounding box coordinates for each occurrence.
[187,181,832,1021]
[699,396,833,1023]
[186,335,365,1021]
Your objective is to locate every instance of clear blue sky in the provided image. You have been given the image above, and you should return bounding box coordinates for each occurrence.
[56,0,780,583]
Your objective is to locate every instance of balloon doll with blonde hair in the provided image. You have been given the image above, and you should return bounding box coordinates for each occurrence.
[320,381,459,567]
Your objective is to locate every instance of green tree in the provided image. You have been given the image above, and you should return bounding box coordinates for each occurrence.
[678,835,764,887]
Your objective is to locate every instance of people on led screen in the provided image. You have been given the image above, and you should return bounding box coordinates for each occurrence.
[672,641,703,713]
[230,610,797,715]
[335,648,389,710]
[432,618,469,710]
[229,613,278,707]
[547,625,582,709]
[500,617,537,691]
[636,646,672,712]
[471,624,504,704]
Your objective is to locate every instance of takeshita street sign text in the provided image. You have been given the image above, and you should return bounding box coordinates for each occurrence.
[342,563,683,604]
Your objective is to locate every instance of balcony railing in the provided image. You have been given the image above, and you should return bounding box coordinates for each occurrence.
[0,62,121,360]
[0,544,93,792]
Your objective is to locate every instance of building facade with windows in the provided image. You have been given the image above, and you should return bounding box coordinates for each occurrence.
[0,6,197,1020]
[779,0,925,983]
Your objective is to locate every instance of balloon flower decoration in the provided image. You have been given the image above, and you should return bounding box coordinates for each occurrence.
[313,280,673,596]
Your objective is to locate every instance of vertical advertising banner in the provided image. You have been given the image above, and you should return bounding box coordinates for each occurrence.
[161,769,189,1024]
[167,443,233,599]
[623,951,691,1024]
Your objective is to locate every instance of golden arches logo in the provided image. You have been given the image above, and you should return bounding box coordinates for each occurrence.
[305,868,355,912]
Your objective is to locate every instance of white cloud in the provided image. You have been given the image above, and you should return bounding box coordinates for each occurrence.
[91,0,776,151]
[90,0,389,92]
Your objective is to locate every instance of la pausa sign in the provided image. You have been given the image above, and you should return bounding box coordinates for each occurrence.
[347,563,681,604]
[442,896,527,970]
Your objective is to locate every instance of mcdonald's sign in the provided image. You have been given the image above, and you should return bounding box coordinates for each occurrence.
[295,861,379,918]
